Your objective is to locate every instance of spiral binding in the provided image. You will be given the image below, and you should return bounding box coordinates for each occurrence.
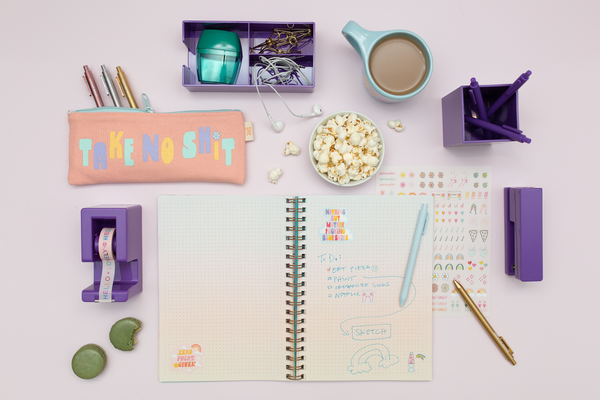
[285,197,306,380]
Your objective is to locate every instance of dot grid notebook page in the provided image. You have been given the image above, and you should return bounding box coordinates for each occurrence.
[158,195,432,381]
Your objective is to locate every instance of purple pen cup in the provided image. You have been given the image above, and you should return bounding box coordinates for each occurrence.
[442,84,519,146]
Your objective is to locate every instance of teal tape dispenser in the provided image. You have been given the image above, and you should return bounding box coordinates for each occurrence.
[196,30,242,85]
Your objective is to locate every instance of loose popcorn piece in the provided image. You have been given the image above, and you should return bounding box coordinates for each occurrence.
[312,113,382,185]
[268,167,283,184]
[283,141,300,156]
[387,119,404,132]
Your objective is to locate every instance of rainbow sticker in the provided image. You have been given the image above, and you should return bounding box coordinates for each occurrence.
[456,254,464,260]
[416,354,426,360]
[191,344,202,353]
[434,254,442,260]
[445,254,453,260]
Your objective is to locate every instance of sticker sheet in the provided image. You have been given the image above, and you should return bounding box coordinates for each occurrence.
[375,167,492,317]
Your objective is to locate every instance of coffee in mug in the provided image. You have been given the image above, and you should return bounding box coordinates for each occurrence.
[368,36,427,96]
[342,21,433,103]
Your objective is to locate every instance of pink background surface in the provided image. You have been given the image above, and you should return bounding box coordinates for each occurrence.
[1,0,597,398]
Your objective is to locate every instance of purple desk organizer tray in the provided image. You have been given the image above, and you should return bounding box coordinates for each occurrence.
[504,188,543,281]
[80,205,142,302]
[442,84,519,146]
[182,20,315,92]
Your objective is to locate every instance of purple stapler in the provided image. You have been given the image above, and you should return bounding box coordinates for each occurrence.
[504,188,543,281]
[80,205,143,302]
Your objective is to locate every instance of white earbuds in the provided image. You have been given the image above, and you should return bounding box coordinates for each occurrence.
[268,115,285,133]
[253,56,322,133]
[299,104,323,118]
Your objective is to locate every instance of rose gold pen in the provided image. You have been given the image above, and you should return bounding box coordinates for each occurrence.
[83,65,104,107]
[453,280,516,365]
[115,66,139,108]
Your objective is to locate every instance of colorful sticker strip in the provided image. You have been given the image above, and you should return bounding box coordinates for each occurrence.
[376,167,492,317]
[98,227,116,303]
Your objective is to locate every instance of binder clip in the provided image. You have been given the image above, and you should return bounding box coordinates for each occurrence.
[80,205,143,302]
[504,188,543,281]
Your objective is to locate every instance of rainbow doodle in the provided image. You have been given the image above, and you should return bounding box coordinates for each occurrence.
[347,344,399,375]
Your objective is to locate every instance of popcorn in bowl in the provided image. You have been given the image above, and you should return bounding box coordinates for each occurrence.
[309,112,384,186]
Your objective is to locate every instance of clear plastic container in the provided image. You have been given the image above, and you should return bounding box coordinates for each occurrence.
[196,30,242,85]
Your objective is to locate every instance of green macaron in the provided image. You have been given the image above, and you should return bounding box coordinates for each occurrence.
[72,344,107,379]
[109,317,142,351]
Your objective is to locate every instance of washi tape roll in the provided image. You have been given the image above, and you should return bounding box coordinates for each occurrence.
[98,227,116,303]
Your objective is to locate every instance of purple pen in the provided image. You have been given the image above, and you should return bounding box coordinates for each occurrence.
[464,115,531,143]
[469,78,491,139]
[487,70,532,117]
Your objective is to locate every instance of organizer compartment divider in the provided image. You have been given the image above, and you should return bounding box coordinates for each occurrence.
[183,20,315,92]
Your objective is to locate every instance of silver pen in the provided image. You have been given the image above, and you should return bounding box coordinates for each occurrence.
[100,65,122,107]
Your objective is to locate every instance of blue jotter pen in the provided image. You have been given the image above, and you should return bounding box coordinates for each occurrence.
[400,203,429,307]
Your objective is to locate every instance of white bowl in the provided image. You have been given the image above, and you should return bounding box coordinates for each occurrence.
[309,111,385,186]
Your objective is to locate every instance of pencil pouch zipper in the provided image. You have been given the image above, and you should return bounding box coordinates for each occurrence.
[69,93,240,114]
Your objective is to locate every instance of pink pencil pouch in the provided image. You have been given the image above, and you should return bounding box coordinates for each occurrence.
[68,103,248,185]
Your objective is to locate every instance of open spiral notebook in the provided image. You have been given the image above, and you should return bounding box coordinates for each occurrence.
[158,195,432,381]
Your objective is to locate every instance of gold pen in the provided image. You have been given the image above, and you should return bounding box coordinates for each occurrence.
[115,66,139,108]
[453,280,516,365]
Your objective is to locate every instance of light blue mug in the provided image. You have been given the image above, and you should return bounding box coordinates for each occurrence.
[342,21,433,103]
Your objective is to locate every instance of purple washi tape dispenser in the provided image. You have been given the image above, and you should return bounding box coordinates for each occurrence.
[504,188,543,282]
[80,205,143,302]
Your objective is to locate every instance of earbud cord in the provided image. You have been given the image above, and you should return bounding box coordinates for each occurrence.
[263,83,306,118]
[254,67,277,122]
[260,56,312,86]
[253,58,310,119]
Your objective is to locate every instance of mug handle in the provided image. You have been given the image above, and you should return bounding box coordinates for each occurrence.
[342,20,374,59]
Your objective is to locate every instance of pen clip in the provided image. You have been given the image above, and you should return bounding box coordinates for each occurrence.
[99,72,110,96]
[469,89,477,106]
[83,75,93,97]
[499,336,514,355]
[501,125,523,135]
[115,75,126,97]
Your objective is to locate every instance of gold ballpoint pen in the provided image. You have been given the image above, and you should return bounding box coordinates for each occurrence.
[453,280,517,365]
[115,66,139,108]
